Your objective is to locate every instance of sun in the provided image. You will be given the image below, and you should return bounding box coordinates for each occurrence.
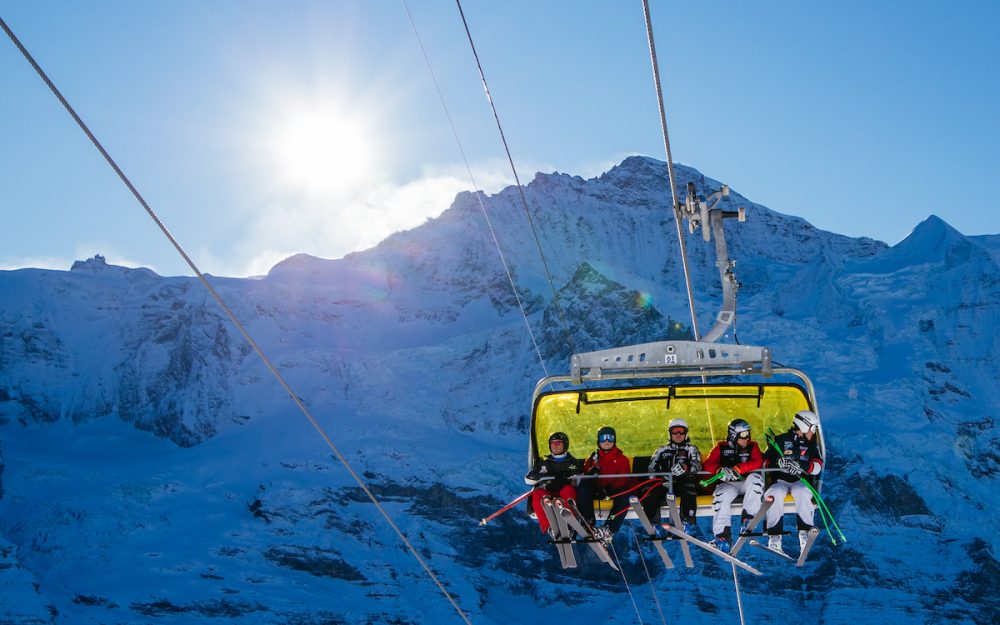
[270,103,376,196]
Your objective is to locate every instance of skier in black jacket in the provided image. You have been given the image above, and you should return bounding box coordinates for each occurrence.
[762,410,824,554]
[640,418,703,532]
[525,432,584,536]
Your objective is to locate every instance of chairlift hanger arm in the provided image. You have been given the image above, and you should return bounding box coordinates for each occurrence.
[682,183,747,344]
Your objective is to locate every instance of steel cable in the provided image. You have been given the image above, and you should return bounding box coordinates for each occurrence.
[640,0,700,341]
[0,16,473,625]
[631,526,668,625]
[611,535,646,625]
[454,0,578,357]
[401,0,549,380]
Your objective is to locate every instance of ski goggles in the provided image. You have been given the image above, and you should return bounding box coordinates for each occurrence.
[669,427,687,436]
[737,431,751,439]
[598,433,615,443]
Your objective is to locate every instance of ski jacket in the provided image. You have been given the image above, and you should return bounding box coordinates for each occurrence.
[703,440,764,477]
[525,453,583,492]
[763,429,823,482]
[583,446,633,492]
[648,440,702,475]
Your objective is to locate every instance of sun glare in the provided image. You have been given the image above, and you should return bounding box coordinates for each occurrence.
[271,104,375,196]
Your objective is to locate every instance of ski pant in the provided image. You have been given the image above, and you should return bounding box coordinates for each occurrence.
[711,472,764,539]
[575,479,630,534]
[530,485,577,533]
[641,476,697,525]
[764,479,815,534]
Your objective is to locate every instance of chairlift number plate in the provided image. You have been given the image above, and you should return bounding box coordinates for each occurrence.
[664,354,678,365]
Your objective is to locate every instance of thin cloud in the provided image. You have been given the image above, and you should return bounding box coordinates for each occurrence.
[211,161,527,277]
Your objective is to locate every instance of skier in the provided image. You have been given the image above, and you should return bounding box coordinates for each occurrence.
[762,410,824,554]
[641,418,703,533]
[524,432,584,537]
[576,426,634,540]
[702,418,765,552]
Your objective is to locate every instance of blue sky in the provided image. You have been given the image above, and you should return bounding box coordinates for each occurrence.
[2,1,998,277]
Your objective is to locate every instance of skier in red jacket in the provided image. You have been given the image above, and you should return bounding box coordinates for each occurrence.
[576,426,634,540]
[702,419,765,552]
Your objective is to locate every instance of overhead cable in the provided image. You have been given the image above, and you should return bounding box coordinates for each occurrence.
[0,16,473,625]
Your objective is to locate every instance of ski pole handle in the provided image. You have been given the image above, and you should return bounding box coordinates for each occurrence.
[699,472,725,487]
[479,490,533,526]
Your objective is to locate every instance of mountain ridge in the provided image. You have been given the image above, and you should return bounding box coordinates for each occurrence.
[1,156,998,624]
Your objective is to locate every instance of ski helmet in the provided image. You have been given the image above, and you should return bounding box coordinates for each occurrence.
[727,419,752,443]
[548,431,570,448]
[668,418,689,435]
[597,426,616,444]
[792,410,819,434]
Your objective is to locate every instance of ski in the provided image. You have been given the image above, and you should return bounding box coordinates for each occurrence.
[796,528,821,566]
[731,496,774,556]
[541,498,576,569]
[748,538,796,563]
[628,496,674,569]
[559,507,619,571]
[565,499,620,570]
[665,495,694,568]
[553,499,576,569]
[659,523,762,576]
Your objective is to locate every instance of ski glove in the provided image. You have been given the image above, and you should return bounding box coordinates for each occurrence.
[586,451,601,475]
[720,467,740,482]
[671,463,686,477]
[778,457,803,476]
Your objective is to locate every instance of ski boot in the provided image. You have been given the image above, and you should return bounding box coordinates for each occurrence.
[682,518,697,537]
[798,529,811,552]
[738,512,752,537]
[768,534,785,555]
[710,535,731,553]
[594,526,613,544]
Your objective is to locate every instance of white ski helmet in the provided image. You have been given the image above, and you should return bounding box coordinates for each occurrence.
[792,410,819,434]
[668,418,689,433]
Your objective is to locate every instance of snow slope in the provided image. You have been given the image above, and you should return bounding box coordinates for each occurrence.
[0,156,997,624]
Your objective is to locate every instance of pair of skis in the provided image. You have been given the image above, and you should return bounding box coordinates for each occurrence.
[626,493,819,572]
[729,495,819,567]
[747,528,820,567]
[540,497,619,571]
[629,494,764,576]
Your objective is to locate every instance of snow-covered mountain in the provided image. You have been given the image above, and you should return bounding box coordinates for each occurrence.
[0,156,997,624]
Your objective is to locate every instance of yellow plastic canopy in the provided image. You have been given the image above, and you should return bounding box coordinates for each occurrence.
[530,383,813,465]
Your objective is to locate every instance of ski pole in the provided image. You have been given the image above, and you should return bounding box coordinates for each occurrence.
[608,477,663,501]
[607,478,665,519]
[479,490,533,526]
[805,479,843,538]
[808,489,838,545]
[800,478,846,543]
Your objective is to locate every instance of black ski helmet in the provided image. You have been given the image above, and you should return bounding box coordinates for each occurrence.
[727,419,752,443]
[597,426,616,444]
[548,431,569,448]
